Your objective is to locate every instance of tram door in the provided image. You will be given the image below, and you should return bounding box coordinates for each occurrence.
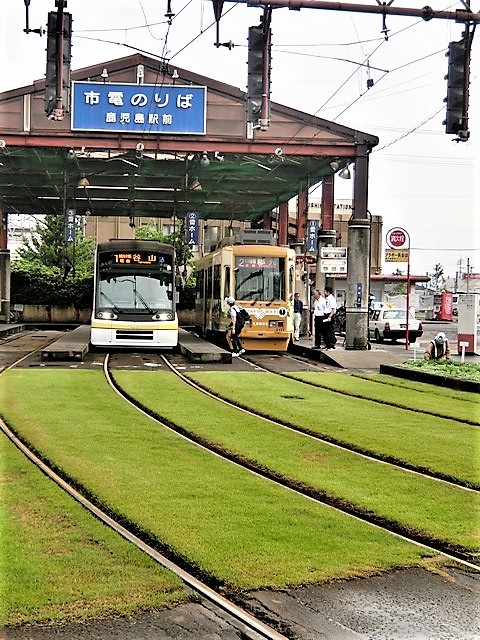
[205,266,213,331]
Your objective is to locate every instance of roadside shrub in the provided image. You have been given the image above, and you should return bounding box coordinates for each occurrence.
[11,267,93,309]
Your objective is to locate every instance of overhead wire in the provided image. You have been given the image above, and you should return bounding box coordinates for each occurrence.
[67,1,473,208]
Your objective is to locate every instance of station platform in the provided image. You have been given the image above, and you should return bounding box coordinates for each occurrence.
[34,325,233,365]
[40,324,91,362]
[4,322,478,370]
[178,328,232,363]
[290,336,410,369]
[0,323,25,340]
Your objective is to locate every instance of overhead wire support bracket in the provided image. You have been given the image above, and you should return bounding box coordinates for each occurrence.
[376,0,395,40]
[219,1,480,25]
[23,0,44,35]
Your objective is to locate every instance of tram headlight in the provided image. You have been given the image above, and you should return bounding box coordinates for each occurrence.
[152,312,172,321]
[96,311,118,320]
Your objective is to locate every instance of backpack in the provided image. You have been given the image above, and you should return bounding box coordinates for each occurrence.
[234,305,250,329]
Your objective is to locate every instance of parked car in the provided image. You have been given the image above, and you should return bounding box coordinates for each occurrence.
[369,307,423,343]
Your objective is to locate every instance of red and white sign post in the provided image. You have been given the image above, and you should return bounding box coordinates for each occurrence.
[386,227,411,350]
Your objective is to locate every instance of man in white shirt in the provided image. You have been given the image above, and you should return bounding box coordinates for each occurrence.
[323,286,337,350]
[312,289,326,349]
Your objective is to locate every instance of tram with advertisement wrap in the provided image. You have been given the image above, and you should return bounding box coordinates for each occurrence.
[91,239,178,348]
[195,232,295,351]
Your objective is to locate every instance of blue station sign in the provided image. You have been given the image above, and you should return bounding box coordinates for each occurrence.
[71,82,207,135]
[306,219,318,253]
[186,212,199,246]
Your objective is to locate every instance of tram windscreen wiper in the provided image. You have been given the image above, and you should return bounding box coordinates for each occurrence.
[133,289,153,314]
[238,270,262,287]
[100,291,121,314]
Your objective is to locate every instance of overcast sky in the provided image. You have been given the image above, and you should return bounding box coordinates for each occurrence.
[1,0,478,278]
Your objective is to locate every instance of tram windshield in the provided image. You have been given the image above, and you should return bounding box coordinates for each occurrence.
[97,251,174,313]
[234,256,285,302]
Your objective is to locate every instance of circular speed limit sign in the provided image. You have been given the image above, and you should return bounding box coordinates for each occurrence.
[387,227,407,249]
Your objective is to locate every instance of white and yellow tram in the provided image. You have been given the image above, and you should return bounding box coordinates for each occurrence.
[195,238,296,351]
[91,239,178,348]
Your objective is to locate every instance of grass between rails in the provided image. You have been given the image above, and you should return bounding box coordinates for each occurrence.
[185,371,479,488]
[0,370,430,611]
[0,435,189,627]
[110,371,479,551]
[284,371,479,425]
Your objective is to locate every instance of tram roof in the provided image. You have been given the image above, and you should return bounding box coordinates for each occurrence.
[0,53,378,222]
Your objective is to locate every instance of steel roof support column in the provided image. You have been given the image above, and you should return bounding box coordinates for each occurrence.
[315,175,336,292]
[296,190,308,243]
[345,144,370,349]
[278,201,288,246]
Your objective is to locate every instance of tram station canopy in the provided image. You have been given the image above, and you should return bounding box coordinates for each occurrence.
[0,53,378,222]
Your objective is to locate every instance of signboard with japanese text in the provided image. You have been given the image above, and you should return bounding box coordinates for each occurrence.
[385,248,410,262]
[236,256,278,269]
[306,219,318,253]
[320,246,347,273]
[295,255,317,265]
[320,259,347,273]
[386,228,407,249]
[186,212,199,246]
[72,82,207,134]
[111,252,160,265]
[320,246,347,259]
[64,208,75,243]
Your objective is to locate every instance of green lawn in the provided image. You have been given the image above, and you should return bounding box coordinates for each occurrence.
[0,369,428,611]
[0,434,189,627]
[113,369,479,550]
[284,371,479,424]
[355,372,479,402]
[185,371,479,486]
[2,366,477,626]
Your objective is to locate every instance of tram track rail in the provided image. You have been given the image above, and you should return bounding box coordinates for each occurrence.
[162,352,479,493]
[0,330,65,372]
[0,411,289,640]
[105,354,480,571]
[0,345,289,638]
[2,344,478,634]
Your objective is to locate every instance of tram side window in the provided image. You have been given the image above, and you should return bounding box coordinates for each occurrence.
[196,269,204,300]
[206,267,213,300]
[289,265,295,302]
[224,266,231,299]
[213,265,221,300]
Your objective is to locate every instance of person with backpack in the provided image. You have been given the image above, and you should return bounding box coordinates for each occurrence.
[225,296,246,357]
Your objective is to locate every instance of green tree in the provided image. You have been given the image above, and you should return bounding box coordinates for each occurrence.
[15,213,94,279]
[429,263,446,292]
[389,268,407,295]
[135,220,196,308]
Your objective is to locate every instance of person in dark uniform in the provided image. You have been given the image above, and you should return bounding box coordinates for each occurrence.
[322,286,337,350]
[293,293,303,341]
